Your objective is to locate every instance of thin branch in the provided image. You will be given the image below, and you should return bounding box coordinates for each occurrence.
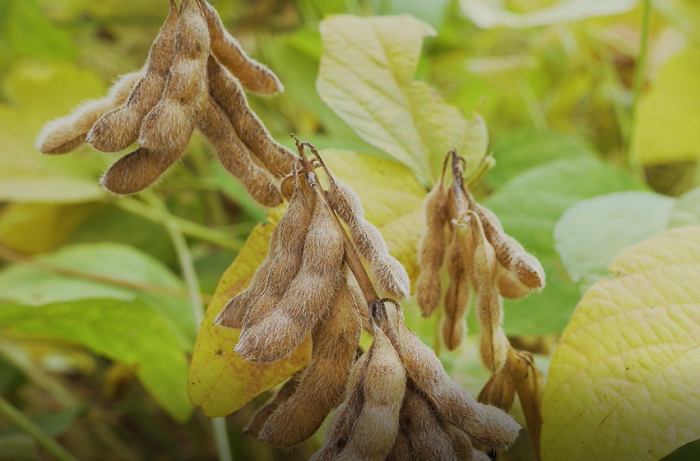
[626,0,651,180]
[0,245,211,304]
[0,394,80,461]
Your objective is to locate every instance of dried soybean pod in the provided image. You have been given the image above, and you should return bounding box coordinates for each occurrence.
[416,179,449,317]
[337,325,406,461]
[87,0,180,152]
[506,348,545,459]
[477,368,515,412]
[36,70,143,154]
[310,351,370,461]
[100,146,182,194]
[401,382,458,461]
[243,371,302,438]
[199,97,282,207]
[465,211,508,374]
[444,424,475,461]
[139,0,209,155]
[197,0,282,94]
[235,184,345,362]
[207,56,294,178]
[258,269,362,447]
[384,430,412,461]
[470,198,545,291]
[214,173,313,329]
[441,226,471,351]
[374,301,520,451]
[326,175,411,300]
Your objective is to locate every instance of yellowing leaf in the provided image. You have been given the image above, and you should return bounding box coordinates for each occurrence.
[188,223,312,418]
[0,62,107,202]
[317,15,488,185]
[541,226,700,461]
[633,47,700,165]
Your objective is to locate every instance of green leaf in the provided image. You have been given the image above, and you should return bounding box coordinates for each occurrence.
[317,15,488,185]
[633,46,700,165]
[483,158,645,335]
[0,243,195,350]
[485,129,597,190]
[554,191,675,290]
[542,226,700,461]
[0,61,108,202]
[5,0,77,60]
[1,407,85,437]
[654,0,700,45]
[459,0,638,28]
[0,298,192,422]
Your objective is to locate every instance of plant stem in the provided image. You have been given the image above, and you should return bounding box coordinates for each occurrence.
[626,0,651,179]
[115,197,243,252]
[144,195,233,461]
[0,394,80,461]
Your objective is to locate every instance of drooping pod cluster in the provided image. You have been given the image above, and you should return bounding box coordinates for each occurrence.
[315,299,520,461]
[415,150,545,359]
[35,0,293,207]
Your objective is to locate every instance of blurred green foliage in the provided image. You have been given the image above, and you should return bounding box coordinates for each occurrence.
[0,0,699,460]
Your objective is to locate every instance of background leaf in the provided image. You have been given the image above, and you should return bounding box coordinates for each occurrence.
[0,298,192,422]
[542,226,700,461]
[317,15,488,185]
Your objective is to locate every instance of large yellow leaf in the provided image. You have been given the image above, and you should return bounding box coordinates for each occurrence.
[317,15,488,185]
[187,222,312,417]
[188,150,426,417]
[541,226,700,461]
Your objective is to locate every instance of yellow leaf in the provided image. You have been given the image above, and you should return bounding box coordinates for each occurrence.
[317,15,488,185]
[187,222,312,417]
[542,226,700,461]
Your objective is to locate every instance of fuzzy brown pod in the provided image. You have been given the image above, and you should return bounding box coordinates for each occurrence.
[372,299,520,451]
[235,185,345,362]
[416,179,449,317]
[100,146,182,194]
[35,70,144,155]
[400,381,458,461]
[207,55,294,178]
[199,97,282,207]
[258,267,362,447]
[465,211,508,374]
[139,0,209,155]
[477,367,515,413]
[197,0,282,94]
[506,348,545,460]
[334,324,406,461]
[468,198,545,292]
[243,371,302,438]
[310,349,370,461]
[326,176,411,300]
[87,0,180,152]
[384,429,412,461]
[441,225,471,351]
[214,172,314,329]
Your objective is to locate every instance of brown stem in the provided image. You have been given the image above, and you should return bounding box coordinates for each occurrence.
[291,136,379,304]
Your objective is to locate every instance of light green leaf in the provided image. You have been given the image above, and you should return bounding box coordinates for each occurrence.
[0,243,195,350]
[459,0,638,28]
[633,46,700,165]
[542,226,700,461]
[0,298,192,422]
[554,186,700,291]
[317,15,488,185]
[483,158,644,335]
[0,62,107,202]
[485,129,597,190]
[555,191,675,290]
[654,0,700,45]
[5,0,76,60]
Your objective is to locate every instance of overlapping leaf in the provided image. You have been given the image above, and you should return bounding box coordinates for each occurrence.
[317,15,488,185]
[542,226,700,461]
